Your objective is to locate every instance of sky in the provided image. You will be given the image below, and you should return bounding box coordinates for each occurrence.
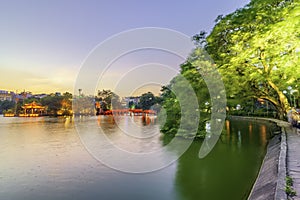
[0,0,250,96]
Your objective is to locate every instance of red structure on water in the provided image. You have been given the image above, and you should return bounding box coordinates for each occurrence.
[99,109,156,116]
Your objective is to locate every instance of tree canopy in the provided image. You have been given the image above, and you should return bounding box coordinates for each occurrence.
[96,89,121,110]
[205,0,300,118]
[138,92,156,110]
[0,100,15,114]
[160,0,300,138]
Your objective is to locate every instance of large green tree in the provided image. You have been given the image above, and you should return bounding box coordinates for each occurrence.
[0,100,15,114]
[97,89,121,110]
[159,51,217,138]
[204,0,300,119]
[138,92,156,110]
[40,92,73,116]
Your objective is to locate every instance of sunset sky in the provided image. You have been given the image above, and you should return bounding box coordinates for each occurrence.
[0,0,250,96]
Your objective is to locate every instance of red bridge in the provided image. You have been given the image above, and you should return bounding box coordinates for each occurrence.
[100,109,156,116]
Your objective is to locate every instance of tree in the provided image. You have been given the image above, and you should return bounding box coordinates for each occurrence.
[96,89,121,110]
[23,98,41,104]
[128,101,135,109]
[41,95,63,116]
[159,50,220,138]
[205,0,300,119]
[63,92,72,100]
[0,100,15,114]
[60,92,73,115]
[138,92,156,110]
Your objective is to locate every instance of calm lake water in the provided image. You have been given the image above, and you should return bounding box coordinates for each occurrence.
[0,115,275,200]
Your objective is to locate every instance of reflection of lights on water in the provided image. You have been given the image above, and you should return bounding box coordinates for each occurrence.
[205,122,211,133]
[237,130,242,149]
[248,123,252,133]
[64,117,70,126]
[225,120,230,135]
[260,125,267,144]
[205,123,212,139]
[97,116,101,126]
[248,123,253,143]
[225,120,231,143]
[142,116,153,125]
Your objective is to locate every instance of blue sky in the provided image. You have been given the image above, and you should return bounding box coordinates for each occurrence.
[0,0,250,95]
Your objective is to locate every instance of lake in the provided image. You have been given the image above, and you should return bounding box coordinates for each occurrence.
[0,115,275,200]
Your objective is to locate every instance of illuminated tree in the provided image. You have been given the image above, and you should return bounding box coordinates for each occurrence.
[97,89,121,110]
[204,0,300,118]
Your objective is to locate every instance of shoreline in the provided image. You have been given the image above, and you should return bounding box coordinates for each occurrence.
[229,116,289,200]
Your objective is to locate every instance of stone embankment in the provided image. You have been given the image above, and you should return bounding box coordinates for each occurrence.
[230,116,299,200]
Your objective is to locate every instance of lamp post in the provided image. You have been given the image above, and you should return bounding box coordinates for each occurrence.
[283,86,299,108]
[291,89,298,108]
[283,90,291,108]
[287,86,293,107]
[283,90,287,96]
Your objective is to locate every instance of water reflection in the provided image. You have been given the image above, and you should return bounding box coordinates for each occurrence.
[249,123,253,141]
[142,116,156,126]
[260,125,267,144]
[172,119,274,200]
[0,116,275,200]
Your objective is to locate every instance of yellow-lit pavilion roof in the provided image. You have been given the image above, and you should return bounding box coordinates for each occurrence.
[22,102,45,109]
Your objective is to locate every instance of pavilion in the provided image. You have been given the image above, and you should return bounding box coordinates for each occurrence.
[19,101,46,117]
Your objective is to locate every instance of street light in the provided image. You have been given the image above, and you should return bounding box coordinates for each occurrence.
[284,86,298,108]
[291,89,299,108]
[283,89,292,107]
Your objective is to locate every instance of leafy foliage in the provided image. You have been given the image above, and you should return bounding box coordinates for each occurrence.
[160,0,300,137]
[97,89,121,110]
[138,92,156,110]
[41,92,73,116]
[0,100,15,114]
[205,0,300,118]
[159,50,215,138]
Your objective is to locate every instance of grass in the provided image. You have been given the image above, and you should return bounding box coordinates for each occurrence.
[285,176,297,197]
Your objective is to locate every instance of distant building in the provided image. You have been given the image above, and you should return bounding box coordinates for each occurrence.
[0,90,15,101]
[19,91,33,99]
[33,94,48,99]
[122,96,140,108]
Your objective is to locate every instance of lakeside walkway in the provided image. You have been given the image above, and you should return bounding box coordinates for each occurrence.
[286,126,300,199]
[231,116,300,199]
[251,117,300,199]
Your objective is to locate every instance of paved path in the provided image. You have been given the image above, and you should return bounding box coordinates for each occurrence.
[230,116,300,199]
[256,118,300,199]
[248,134,281,200]
[287,126,300,200]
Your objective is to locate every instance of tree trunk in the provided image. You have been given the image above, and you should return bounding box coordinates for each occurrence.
[267,80,290,120]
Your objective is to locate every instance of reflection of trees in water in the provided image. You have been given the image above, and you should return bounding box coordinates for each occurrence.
[219,119,274,148]
[173,141,241,200]
[141,116,157,126]
[97,115,116,128]
[163,119,275,200]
